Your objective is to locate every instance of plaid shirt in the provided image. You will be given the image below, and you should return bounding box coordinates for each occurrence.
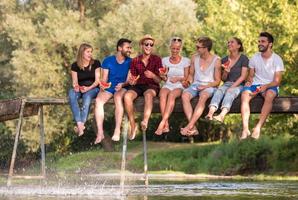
[130,54,162,89]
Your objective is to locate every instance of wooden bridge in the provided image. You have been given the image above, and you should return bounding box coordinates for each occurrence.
[1,96,298,187]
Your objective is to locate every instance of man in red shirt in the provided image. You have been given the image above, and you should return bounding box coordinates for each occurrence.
[124,35,162,140]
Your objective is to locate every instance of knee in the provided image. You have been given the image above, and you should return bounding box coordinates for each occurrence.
[68,89,76,100]
[168,93,177,100]
[225,91,236,99]
[241,92,250,102]
[144,93,153,101]
[95,97,105,107]
[159,92,167,100]
[124,93,133,104]
[264,92,275,103]
[181,92,190,102]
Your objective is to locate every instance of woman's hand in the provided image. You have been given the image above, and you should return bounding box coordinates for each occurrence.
[197,85,208,91]
[79,86,90,93]
[169,76,180,83]
[74,84,80,92]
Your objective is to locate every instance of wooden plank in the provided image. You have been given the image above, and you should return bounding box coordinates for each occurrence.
[134,96,298,114]
[1,96,298,123]
[0,98,39,122]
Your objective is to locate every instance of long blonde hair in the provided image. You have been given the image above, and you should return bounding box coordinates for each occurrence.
[76,43,94,70]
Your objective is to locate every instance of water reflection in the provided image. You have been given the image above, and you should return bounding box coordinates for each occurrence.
[0,181,297,200]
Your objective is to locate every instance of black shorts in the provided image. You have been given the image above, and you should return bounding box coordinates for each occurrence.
[125,84,159,97]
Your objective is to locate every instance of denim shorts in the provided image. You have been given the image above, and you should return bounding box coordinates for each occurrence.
[242,84,279,95]
[183,83,216,97]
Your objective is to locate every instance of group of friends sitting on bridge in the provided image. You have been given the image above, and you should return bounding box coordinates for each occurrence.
[68,31,285,144]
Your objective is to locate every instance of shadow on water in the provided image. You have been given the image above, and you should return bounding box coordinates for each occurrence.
[0,178,298,200]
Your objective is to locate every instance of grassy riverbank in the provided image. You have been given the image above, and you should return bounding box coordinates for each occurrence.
[39,136,298,178]
[4,136,298,182]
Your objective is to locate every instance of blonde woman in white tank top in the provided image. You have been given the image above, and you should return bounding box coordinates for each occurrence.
[180,37,221,136]
[155,37,190,135]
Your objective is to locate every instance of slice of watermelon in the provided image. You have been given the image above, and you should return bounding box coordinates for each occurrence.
[159,67,167,74]
[131,75,140,82]
[221,59,230,69]
[99,81,111,89]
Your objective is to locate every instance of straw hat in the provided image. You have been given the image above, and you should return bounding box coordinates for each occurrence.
[139,34,155,45]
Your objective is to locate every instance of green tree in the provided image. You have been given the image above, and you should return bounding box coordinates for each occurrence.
[97,0,199,57]
[1,2,97,151]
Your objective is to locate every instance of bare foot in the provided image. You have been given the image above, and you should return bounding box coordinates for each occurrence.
[180,127,189,135]
[213,115,224,123]
[94,133,104,144]
[141,120,148,131]
[204,115,213,121]
[240,129,251,140]
[112,129,121,141]
[129,124,138,140]
[187,127,199,136]
[163,121,170,133]
[251,127,261,140]
[155,120,165,135]
[77,122,85,136]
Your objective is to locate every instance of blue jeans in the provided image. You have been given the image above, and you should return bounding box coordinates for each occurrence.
[184,83,216,97]
[68,87,100,123]
[209,82,242,111]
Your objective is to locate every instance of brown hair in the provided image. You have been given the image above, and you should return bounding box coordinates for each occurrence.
[197,36,213,51]
[232,37,244,52]
[76,43,94,70]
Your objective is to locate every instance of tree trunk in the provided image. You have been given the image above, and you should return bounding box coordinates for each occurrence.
[78,0,85,23]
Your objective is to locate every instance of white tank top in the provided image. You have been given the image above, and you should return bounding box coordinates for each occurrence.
[193,55,219,85]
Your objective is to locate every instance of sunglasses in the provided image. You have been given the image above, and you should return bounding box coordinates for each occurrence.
[172,37,182,42]
[196,45,206,49]
[144,43,154,47]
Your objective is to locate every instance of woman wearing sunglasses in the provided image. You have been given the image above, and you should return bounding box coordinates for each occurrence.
[155,37,190,135]
[205,37,249,122]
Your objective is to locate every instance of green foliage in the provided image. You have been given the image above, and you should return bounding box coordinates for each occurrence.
[0,123,27,168]
[129,136,298,175]
[97,0,198,57]
[0,0,297,158]
[46,150,121,173]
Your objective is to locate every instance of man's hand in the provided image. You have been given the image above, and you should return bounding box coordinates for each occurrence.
[115,83,123,91]
[144,70,156,79]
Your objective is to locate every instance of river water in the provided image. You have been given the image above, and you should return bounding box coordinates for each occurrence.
[0,180,297,200]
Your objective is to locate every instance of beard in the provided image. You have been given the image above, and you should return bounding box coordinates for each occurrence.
[121,50,131,57]
[258,44,269,52]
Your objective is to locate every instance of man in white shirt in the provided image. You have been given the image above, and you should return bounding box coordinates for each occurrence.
[241,32,285,140]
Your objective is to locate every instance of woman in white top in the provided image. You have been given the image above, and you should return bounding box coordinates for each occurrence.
[155,37,190,135]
